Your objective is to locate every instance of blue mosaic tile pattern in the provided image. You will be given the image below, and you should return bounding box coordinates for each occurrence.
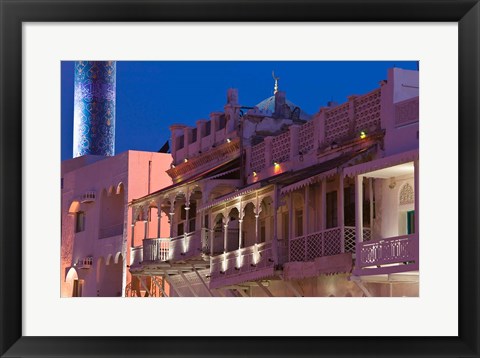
[73,61,116,157]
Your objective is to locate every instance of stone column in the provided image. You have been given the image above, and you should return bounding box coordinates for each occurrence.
[255,213,260,244]
[337,174,345,252]
[157,210,162,238]
[355,176,364,243]
[73,61,116,157]
[184,205,190,234]
[169,201,175,238]
[289,193,294,240]
[304,184,309,236]
[238,218,243,249]
[223,223,229,253]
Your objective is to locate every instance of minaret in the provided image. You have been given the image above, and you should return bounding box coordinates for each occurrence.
[73,61,116,157]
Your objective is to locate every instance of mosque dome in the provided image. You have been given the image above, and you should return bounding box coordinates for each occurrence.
[253,71,311,121]
[255,96,311,120]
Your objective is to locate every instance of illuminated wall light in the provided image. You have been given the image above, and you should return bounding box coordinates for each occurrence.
[273,161,279,167]
[226,138,231,143]
[252,243,260,265]
[222,253,228,273]
[360,131,367,139]
[236,250,243,269]
[253,171,257,177]
[184,158,188,163]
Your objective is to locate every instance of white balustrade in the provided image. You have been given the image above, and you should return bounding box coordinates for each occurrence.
[357,234,418,268]
[209,242,274,280]
[142,238,170,262]
[288,226,372,262]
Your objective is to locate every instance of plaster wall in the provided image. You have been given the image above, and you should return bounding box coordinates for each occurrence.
[61,151,171,297]
[373,175,415,240]
[382,68,419,156]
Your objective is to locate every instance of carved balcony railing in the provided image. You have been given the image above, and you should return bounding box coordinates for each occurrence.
[209,242,274,281]
[200,228,210,255]
[142,230,204,263]
[354,234,418,275]
[143,238,170,262]
[170,230,202,261]
[288,226,371,262]
[75,256,93,269]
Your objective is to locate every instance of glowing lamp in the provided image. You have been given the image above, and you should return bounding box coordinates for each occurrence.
[226,138,231,143]
[360,131,367,139]
[253,171,257,177]
[273,161,279,167]
[184,158,188,163]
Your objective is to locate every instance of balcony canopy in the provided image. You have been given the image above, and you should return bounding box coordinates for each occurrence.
[343,149,418,178]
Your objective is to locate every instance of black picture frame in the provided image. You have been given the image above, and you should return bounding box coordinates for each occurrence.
[1,1,479,357]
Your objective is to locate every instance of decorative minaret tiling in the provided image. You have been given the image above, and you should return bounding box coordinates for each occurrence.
[73,61,116,157]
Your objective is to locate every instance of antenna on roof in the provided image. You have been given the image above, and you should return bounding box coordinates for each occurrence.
[272,71,280,94]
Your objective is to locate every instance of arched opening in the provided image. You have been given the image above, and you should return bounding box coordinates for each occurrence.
[226,207,239,251]
[259,196,274,243]
[212,213,224,255]
[65,267,79,297]
[242,203,256,248]
[132,207,147,246]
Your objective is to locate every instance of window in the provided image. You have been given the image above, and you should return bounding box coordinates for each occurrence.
[177,222,184,236]
[326,191,337,229]
[180,205,186,220]
[75,211,85,233]
[295,209,303,237]
[407,210,415,234]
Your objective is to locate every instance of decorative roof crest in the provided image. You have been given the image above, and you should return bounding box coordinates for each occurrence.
[272,71,280,94]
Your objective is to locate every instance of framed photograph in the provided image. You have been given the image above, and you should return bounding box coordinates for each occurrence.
[1,0,479,357]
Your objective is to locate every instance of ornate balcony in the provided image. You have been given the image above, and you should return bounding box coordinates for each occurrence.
[209,242,275,289]
[75,256,93,269]
[288,226,371,262]
[80,191,96,203]
[354,234,418,275]
[141,230,204,263]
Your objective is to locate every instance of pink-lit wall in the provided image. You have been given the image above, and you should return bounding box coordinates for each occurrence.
[61,150,172,297]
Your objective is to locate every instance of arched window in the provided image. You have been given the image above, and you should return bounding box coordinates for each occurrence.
[399,183,414,206]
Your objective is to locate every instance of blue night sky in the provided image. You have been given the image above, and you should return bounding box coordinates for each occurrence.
[61,61,418,161]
